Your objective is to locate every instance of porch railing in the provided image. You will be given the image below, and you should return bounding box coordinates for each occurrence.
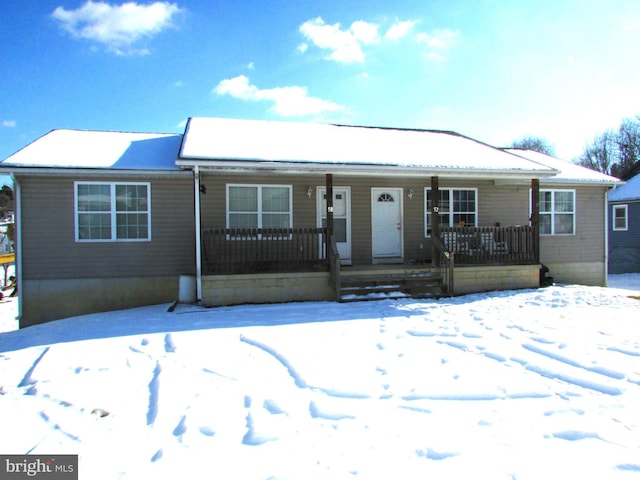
[328,235,341,299]
[432,234,454,295]
[440,226,537,265]
[202,227,328,274]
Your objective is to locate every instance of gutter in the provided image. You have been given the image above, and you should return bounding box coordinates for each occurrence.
[0,167,192,178]
[175,159,558,180]
[193,166,202,303]
[10,174,22,327]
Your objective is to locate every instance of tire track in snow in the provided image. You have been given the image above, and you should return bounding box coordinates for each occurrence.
[18,347,50,393]
[147,361,162,426]
[239,335,307,388]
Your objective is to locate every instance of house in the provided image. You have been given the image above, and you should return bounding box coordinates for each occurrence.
[0,118,620,327]
[0,130,195,326]
[608,167,640,273]
[504,148,620,285]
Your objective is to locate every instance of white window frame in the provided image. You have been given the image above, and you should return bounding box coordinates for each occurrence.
[75,181,151,242]
[424,187,478,237]
[612,204,628,231]
[537,189,576,236]
[226,184,293,237]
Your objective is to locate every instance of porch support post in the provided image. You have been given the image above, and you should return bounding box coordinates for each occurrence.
[531,178,540,264]
[326,173,334,240]
[431,176,440,267]
[194,166,203,303]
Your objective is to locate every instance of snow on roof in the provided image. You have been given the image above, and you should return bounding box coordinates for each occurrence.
[179,117,558,177]
[608,173,640,202]
[505,149,620,186]
[1,129,183,170]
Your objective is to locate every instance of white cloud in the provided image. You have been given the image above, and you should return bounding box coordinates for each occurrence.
[2,120,16,128]
[416,29,460,48]
[51,1,183,55]
[416,29,460,61]
[385,20,418,40]
[299,17,380,63]
[213,75,347,117]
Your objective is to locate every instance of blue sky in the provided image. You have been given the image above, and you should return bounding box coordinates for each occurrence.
[1,0,640,173]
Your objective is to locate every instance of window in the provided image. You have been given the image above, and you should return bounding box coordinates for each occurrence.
[538,189,575,235]
[425,188,477,236]
[613,204,628,231]
[227,184,292,229]
[75,182,150,241]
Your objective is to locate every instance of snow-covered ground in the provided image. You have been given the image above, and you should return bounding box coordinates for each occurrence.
[0,276,639,479]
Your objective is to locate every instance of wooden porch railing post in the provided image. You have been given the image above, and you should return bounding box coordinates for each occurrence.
[531,179,540,263]
[326,173,334,240]
[431,176,440,268]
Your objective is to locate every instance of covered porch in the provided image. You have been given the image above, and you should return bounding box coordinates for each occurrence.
[196,174,542,305]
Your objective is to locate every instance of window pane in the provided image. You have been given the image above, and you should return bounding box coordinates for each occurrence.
[262,187,289,212]
[540,191,552,213]
[229,213,258,229]
[78,184,110,212]
[554,191,574,213]
[78,212,111,239]
[540,214,552,234]
[116,184,148,212]
[453,190,475,212]
[554,214,574,234]
[453,213,476,226]
[116,213,149,239]
[229,186,257,212]
[262,213,290,229]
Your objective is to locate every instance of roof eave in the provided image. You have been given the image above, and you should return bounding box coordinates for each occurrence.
[0,166,192,177]
[176,158,557,179]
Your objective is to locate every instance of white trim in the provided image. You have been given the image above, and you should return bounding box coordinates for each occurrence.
[612,204,628,231]
[194,167,202,303]
[604,190,609,286]
[225,183,293,232]
[74,181,152,242]
[12,174,22,325]
[316,186,352,264]
[537,188,576,236]
[424,187,478,237]
[371,187,404,261]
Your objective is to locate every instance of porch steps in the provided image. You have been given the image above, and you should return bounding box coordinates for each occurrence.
[338,272,447,302]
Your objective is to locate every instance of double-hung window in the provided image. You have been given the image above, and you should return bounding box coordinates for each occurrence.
[227,184,292,231]
[75,182,151,241]
[539,189,575,235]
[425,188,477,236]
[612,204,628,231]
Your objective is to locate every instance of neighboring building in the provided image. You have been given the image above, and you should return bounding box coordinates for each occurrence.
[0,118,620,327]
[608,170,640,274]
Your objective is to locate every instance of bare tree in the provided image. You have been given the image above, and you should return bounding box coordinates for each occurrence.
[577,130,618,175]
[613,118,640,179]
[576,116,640,178]
[509,136,556,156]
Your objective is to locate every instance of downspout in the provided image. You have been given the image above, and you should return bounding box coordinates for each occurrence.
[10,174,22,326]
[604,188,609,286]
[194,166,203,303]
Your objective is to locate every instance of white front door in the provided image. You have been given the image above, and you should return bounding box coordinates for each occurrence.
[318,187,351,264]
[371,188,403,260]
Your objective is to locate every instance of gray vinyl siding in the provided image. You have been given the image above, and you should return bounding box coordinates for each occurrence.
[609,200,640,273]
[200,173,608,267]
[539,185,607,265]
[18,175,196,280]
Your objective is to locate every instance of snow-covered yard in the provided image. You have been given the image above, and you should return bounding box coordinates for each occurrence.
[0,276,639,479]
